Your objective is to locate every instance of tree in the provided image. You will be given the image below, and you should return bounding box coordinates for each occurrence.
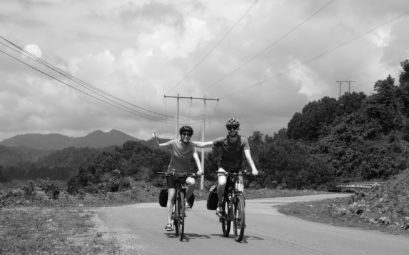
[287,97,340,140]
[366,76,402,133]
[0,166,8,182]
[339,92,366,114]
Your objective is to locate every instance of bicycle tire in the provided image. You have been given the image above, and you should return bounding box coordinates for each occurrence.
[221,198,231,237]
[174,192,180,236]
[179,191,185,241]
[233,195,245,242]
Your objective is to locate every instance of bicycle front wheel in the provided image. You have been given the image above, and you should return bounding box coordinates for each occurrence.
[233,195,245,242]
[178,191,185,241]
[174,194,180,236]
[221,198,231,237]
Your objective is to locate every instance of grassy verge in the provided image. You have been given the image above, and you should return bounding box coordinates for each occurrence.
[278,197,409,237]
[0,207,121,255]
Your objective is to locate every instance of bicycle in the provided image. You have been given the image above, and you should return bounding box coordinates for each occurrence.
[216,170,251,242]
[157,171,199,241]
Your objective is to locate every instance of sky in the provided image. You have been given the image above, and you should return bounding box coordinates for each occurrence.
[1,0,409,142]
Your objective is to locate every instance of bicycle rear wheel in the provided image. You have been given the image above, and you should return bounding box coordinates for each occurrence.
[178,191,185,241]
[221,198,231,237]
[233,195,245,242]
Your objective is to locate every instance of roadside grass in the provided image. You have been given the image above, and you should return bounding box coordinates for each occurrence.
[0,207,123,255]
[279,170,409,237]
[278,196,409,237]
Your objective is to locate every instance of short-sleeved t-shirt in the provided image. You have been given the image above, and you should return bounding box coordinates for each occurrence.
[213,135,250,171]
[164,139,195,173]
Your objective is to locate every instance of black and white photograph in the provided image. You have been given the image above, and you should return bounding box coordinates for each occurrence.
[1,0,409,254]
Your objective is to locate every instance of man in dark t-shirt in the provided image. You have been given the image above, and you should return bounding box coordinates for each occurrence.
[193,117,258,216]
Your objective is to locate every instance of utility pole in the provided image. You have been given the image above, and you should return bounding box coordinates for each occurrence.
[336,80,355,98]
[164,94,219,190]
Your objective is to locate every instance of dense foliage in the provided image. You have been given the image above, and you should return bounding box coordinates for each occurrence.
[4,60,409,192]
[200,59,409,190]
[67,141,169,194]
[283,60,409,186]
[1,147,104,180]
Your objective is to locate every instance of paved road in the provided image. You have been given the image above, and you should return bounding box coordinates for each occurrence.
[94,193,409,255]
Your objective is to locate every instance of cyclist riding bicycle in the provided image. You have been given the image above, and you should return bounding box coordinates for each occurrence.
[193,117,258,217]
[153,125,203,231]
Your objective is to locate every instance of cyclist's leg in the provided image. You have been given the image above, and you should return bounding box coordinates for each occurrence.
[238,174,244,192]
[166,175,176,230]
[185,176,195,207]
[167,188,176,223]
[217,168,227,214]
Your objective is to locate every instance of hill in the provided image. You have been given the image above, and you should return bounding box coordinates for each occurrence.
[0,131,170,181]
[0,146,110,181]
[0,129,141,150]
[0,145,50,166]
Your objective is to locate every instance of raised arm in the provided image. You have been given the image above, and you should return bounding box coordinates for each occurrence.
[192,149,203,175]
[152,132,171,148]
[244,148,258,176]
[192,140,214,148]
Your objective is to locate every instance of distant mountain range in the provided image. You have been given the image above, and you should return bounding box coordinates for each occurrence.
[0,129,142,151]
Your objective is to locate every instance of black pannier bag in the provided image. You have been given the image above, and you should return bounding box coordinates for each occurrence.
[187,193,195,208]
[206,185,218,210]
[159,188,168,207]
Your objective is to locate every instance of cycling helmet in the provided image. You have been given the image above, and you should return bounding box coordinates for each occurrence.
[179,125,194,136]
[225,117,240,128]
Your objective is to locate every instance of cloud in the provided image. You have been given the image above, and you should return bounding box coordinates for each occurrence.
[23,44,42,58]
[0,0,409,141]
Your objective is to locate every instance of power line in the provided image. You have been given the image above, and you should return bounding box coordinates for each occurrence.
[0,36,172,122]
[202,0,336,92]
[166,0,259,94]
[0,36,171,120]
[0,47,170,122]
[220,8,409,99]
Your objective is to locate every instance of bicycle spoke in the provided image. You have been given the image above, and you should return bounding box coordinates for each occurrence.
[234,195,246,242]
[179,191,185,241]
[174,193,179,236]
[221,198,231,237]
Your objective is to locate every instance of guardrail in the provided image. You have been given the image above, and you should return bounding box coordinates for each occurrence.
[336,182,385,192]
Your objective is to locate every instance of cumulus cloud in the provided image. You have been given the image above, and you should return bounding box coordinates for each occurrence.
[0,0,408,141]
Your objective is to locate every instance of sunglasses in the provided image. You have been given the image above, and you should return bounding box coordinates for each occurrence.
[181,133,192,137]
[227,126,238,131]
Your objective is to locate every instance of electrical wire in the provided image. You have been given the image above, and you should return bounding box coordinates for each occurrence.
[0,47,170,122]
[0,36,171,119]
[166,0,259,94]
[0,36,173,122]
[220,8,409,99]
[202,0,336,92]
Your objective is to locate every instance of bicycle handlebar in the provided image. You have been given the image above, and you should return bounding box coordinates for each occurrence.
[215,169,252,176]
[157,171,202,178]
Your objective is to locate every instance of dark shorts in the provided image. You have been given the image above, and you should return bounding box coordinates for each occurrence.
[166,174,187,189]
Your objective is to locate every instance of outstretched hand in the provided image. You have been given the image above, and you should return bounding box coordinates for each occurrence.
[152,132,159,147]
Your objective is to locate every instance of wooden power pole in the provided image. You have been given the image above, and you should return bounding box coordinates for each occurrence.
[164,94,219,190]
